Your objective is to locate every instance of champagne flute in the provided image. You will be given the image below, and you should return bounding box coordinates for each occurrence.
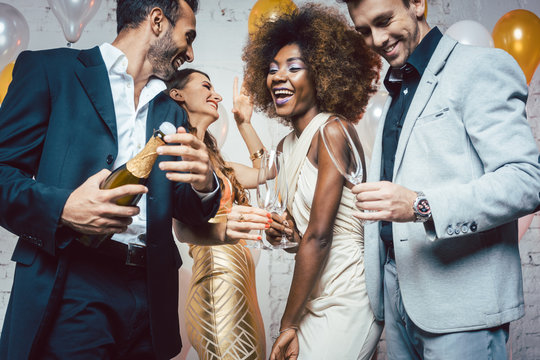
[244,150,278,249]
[320,117,375,224]
[267,152,297,249]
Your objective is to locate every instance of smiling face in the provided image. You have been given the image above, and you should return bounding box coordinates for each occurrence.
[266,43,318,122]
[147,0,197,80]
[347,0,428,68]
[171,72,222,130]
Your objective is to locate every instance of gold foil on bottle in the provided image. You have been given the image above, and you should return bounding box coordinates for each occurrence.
[126,136,164,178]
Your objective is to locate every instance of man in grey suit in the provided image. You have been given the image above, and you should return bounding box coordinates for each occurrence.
[339,0,540,358]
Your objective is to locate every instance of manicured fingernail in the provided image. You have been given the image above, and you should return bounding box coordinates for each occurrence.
[265,224,270,229]
[267,219,273,224]
[257,236,262,240]
[266,213,272,218]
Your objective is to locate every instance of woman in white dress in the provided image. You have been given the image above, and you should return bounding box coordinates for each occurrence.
[241,4,383,360]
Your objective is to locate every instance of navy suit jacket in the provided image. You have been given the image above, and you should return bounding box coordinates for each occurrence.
[0,47,219,359]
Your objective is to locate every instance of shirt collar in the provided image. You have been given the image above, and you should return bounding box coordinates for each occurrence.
[406,27,443,77]
[99,42,166,103]
[99,42,128,75]
[383,27,442,94]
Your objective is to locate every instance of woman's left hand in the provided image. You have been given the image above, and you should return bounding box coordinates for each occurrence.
[270,329,299,360]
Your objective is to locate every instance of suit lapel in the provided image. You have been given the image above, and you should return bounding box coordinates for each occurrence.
[146,92,175,140]
[392,36,458,178]
[75,46,117,143]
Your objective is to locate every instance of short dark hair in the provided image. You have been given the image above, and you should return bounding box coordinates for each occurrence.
[116,0,199,34]
[337,0,410,8]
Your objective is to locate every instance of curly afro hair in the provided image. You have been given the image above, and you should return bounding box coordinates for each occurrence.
[242,3,381,125]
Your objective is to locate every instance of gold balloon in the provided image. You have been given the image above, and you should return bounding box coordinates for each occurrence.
[424,1,428,19]
[492,9,540,84]
[248,0,297,36]
[0,62,15,105]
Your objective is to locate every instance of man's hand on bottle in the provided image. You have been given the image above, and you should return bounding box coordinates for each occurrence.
[157,126,215,192]
[60,169,147,235]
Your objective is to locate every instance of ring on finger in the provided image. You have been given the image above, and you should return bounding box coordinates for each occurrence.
[239,213,245,222]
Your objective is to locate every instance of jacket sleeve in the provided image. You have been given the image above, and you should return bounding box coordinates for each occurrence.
[0,51,72,256]
[425,48,540,240]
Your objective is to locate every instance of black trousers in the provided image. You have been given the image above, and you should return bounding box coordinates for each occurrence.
[39,244,155,360]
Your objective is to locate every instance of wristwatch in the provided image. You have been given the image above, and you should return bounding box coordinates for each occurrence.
[413,191,432,222]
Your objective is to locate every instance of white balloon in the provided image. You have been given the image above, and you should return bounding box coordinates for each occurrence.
[47,0,102,44]
[208,103,230,149]
[0,3,30,70]
[445,20,494,47]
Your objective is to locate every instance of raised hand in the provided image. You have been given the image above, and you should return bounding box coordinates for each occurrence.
[157,126,215,192]
[232,76,254,126]
[60,169,146,237]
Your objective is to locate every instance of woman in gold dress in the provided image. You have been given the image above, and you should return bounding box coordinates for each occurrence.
[166,69,270,360]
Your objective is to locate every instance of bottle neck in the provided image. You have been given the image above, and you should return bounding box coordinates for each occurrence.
[126,135,165,178]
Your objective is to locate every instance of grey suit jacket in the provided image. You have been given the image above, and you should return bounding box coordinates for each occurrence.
[364,35,540,333]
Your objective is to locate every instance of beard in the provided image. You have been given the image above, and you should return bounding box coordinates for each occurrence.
[147,28,179,81]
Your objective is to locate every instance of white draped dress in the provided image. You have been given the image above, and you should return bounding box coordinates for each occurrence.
[281,113,383,360]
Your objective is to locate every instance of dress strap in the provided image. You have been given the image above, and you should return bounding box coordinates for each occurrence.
[283,112,332,209]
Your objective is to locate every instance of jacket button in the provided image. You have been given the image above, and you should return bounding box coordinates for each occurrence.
[106,154,114,165]
[446,225,454,236]
[470,222,478,232]
[461,224,469,233]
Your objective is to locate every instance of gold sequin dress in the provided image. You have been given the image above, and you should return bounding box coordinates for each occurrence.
[185,177,266,360]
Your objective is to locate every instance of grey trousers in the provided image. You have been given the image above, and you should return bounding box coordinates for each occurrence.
[383,257,509,360]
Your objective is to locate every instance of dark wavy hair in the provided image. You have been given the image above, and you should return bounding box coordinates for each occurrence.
[242,3,381,125]
[116,0,199,34]
[166,69,250,206]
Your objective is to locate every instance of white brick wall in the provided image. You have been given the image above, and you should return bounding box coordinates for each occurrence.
[0,1,539,359]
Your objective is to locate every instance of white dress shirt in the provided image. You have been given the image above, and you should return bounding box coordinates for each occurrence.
[99,43,217,246]
[100,43,165,246]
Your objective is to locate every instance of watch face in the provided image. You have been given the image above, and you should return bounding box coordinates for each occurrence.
[417,199,431,215]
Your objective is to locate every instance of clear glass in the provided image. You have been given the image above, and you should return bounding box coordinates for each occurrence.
[320,117,376,224]
[265,151,297,249]
[245,150,297,249]
[244,150,277,249]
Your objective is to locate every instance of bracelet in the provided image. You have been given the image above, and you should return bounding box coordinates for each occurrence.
[279,326,298,334]
[250,148,265,161]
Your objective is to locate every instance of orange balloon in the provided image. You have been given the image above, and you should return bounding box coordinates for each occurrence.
[492,9,540,84]
[248,0,297,36]
[424,1,428,19]
[0,62,15,105]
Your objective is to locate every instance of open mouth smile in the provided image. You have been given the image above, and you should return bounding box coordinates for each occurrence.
[273,87,294,105]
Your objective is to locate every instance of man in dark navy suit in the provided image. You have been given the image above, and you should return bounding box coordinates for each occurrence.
[0,1,221,359]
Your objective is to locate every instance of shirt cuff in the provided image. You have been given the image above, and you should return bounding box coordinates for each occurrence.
[191,172,219,204]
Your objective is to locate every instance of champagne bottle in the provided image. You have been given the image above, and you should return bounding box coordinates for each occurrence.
[79,121,177,247]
